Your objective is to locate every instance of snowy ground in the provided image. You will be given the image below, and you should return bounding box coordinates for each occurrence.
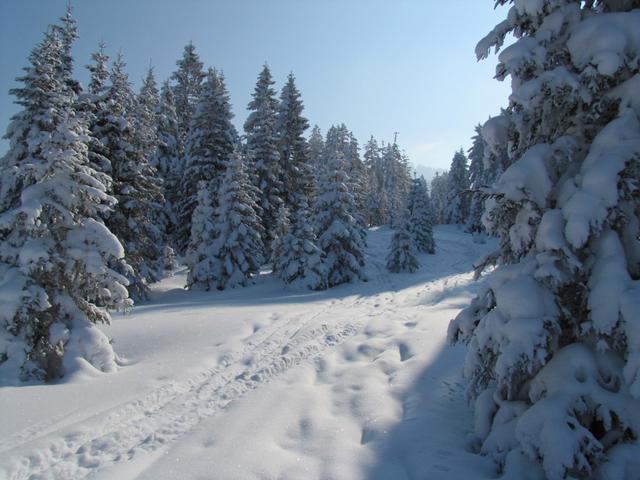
[0,226,498,480]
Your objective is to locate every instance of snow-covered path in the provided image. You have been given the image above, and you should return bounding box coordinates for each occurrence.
[0,226,497,480]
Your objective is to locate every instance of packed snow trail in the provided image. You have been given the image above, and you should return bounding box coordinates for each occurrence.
[0,226,496,480]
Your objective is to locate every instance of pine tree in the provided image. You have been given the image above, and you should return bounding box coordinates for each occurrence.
[245,64,283,254]
[386,214,419,273]
[274,196,326,289]
[407,176,435,254]
[177,69,237,253]
[0,23,131,381]
[467,125,486,233]
[313,153,365,287]
[449,3,640,478]
[188,152,264,290]
[100,54,165,299]
[443,148,470,224]
[171,42,206,143]
[154,81,182,242]
[276,73,312,210]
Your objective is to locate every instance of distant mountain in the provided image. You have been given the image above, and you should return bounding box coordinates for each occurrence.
[411,164,446,185]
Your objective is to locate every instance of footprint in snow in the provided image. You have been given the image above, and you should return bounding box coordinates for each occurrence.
[398,343,413,362]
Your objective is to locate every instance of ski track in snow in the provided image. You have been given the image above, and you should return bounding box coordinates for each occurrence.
[0,227,485,480]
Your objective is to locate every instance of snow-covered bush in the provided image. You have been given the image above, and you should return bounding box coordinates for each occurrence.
[0,20,131,381]
[449,2,640,478]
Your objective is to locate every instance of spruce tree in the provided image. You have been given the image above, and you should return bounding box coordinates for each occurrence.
[449,3,640,478]
[429,171,449,225]
[313,153,365,287]
[79,42,112,181]
[363,136,386,226]
[308,124,325,174]
[274,196,327,290]
[0,23,131,381]
[381,142,412,227]
[171,42,206,143]
[186,180,217,290]
[154,81,182,242]
[386,214,419,273]
[136,67,160,163]
[245,64,283,254]
[270,204,291,275]
[177,69,237,253]
[407,176,435,254]
[323,124,369,232]
[443,148,470,224]
[276,73,312,210]
[100,54,165,299]
[52,5,81,95]
[467,125,486,233]
[188,152,264,290]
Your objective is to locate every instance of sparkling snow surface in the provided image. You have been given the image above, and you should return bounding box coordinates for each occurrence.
[0,226,497,480]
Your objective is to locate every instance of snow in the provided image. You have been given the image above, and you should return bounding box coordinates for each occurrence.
[496,144,553,207]
[567,11,640,77]
[563,108,640,249]
[0,226,498,479]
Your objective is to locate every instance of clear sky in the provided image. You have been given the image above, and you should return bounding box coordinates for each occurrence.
[0,0,510,170]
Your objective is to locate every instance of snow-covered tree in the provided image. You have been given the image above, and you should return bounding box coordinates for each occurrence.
[79,43,112,181]
[154,80,182,242]
[52,5,81,96]
[308,124,324,173]
[177,69,237,253]
[136,67,160,163]
[245,64,283,254]
[386,214,419,273]
[171,42,206,142]
[449,3,640,478]
[188,152,264,290]
[429,171,448,224]
[270,204,291,275]
[381,142,412,227]
[274,196,326,289]
[443,148,470,224]
[323,124,369,231]
[467,125,486,233]
[276,73,312,210]
[363,136,387,226]
[185,180,217,290]
[0,23,131,381]
[407,176,435,254]
[99,54,165,299]
[313,153,365,287]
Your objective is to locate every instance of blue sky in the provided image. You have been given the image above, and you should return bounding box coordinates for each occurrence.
[0,0,510,169]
